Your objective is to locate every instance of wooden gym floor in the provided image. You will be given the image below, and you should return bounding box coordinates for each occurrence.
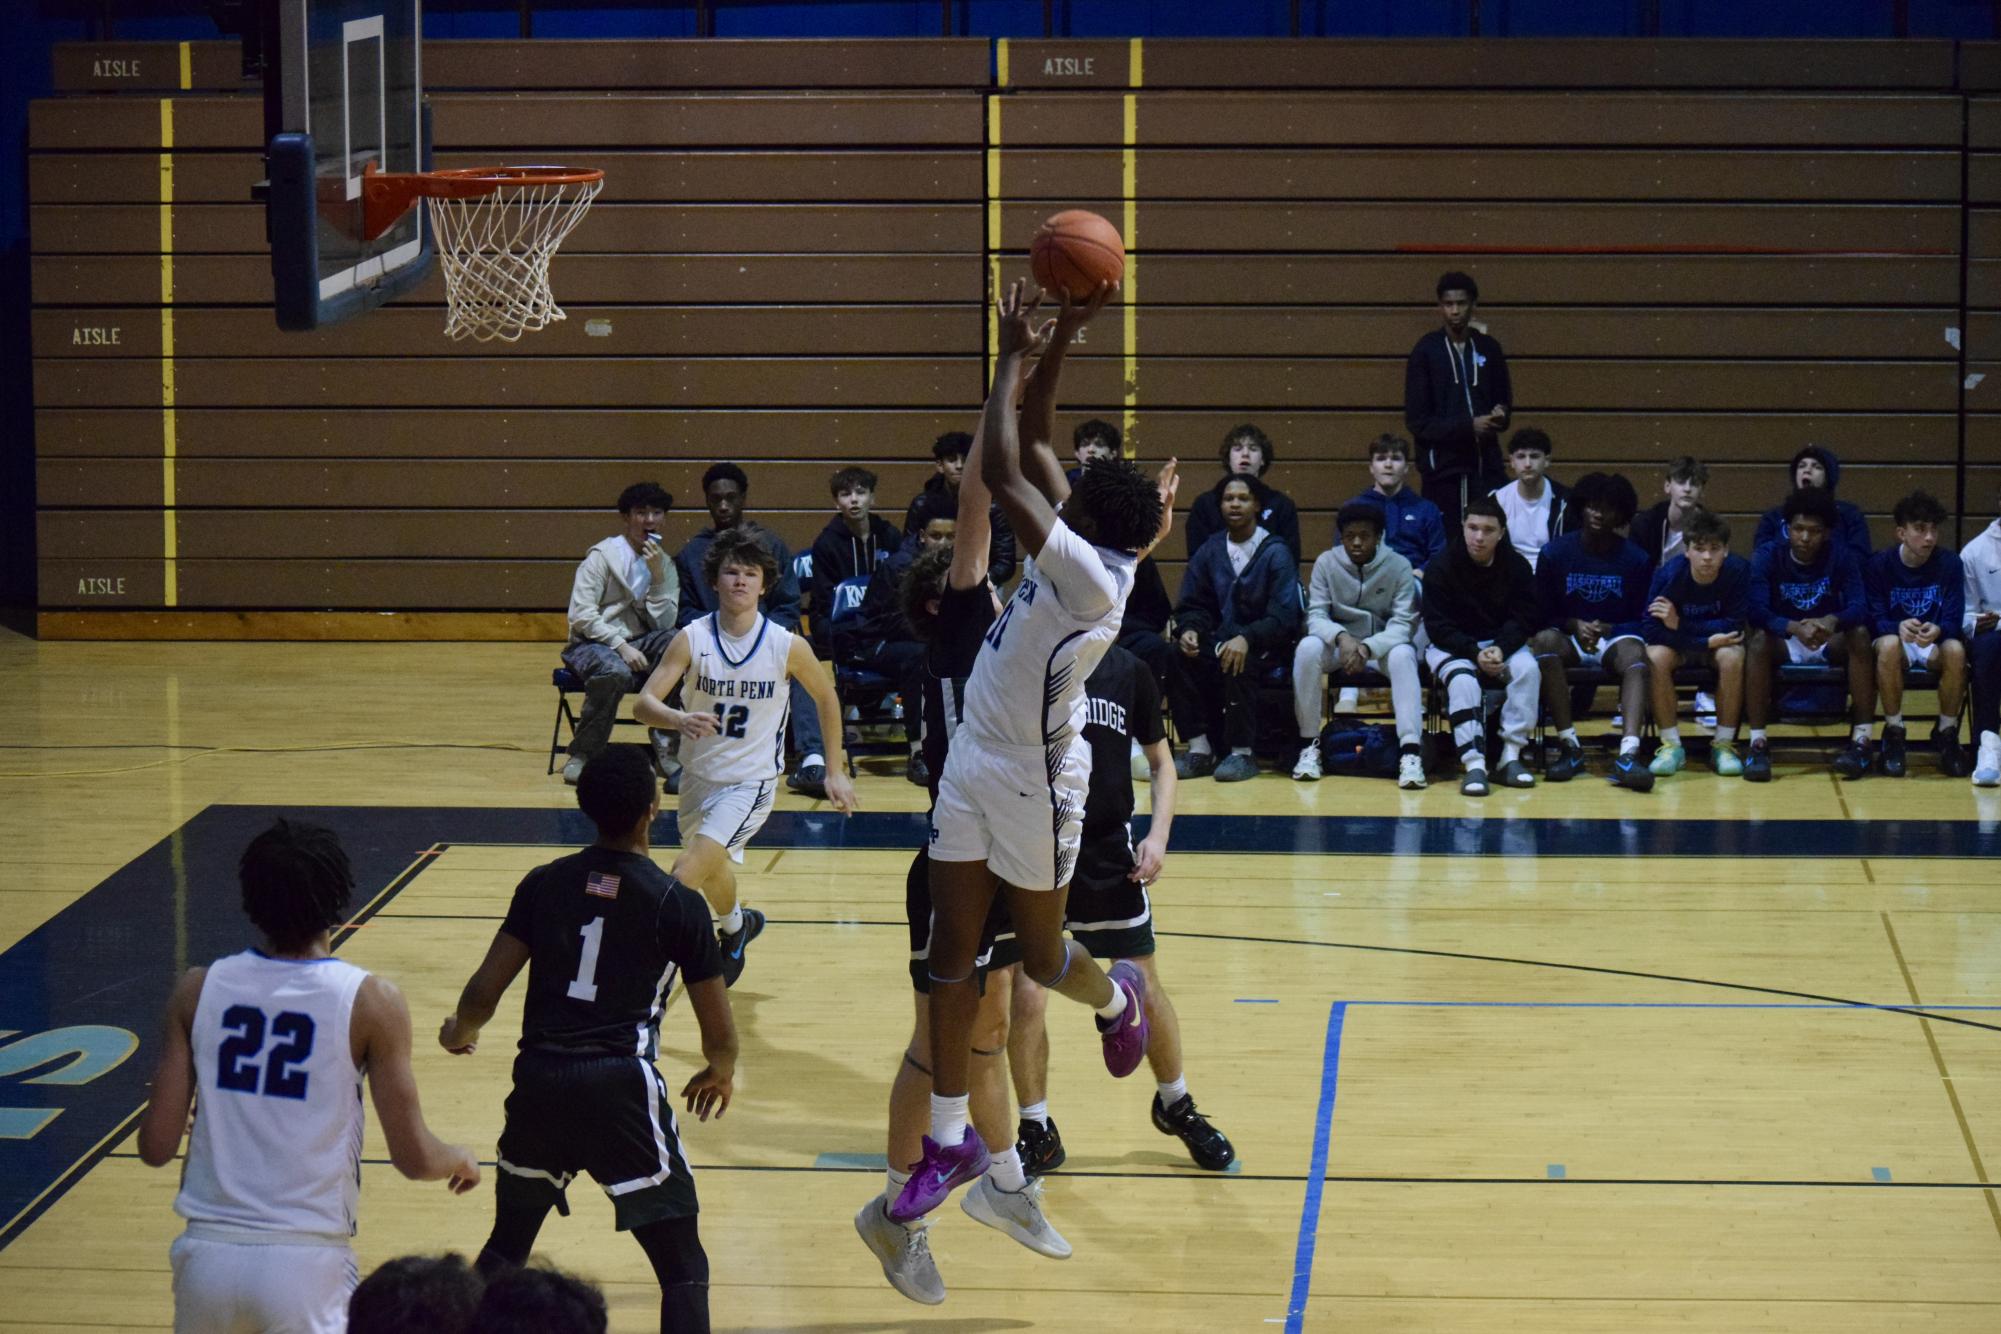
[2,627,2000,1332]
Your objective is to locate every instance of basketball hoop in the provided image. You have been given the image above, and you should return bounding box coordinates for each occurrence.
[362,164,604,342]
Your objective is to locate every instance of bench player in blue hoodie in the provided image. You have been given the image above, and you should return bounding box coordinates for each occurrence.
[1642,508,1751,777]
[1745,488,1874,781]
[1751,444,1872,562]
[1865,490,1971,777]
[1529,472,1656,792]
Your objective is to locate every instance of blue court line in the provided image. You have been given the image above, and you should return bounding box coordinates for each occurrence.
[1547,1164,1567,1180]
[1872,1166,1894,1183]
[1285,1002,1347,1334]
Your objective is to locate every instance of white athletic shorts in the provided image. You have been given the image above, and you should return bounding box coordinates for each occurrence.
[929,733,1089,891]
[677,774,775,864]
[1571,632,1644,671]
[1785,635,1831,665]
[171,1231,357,1334]
[1902,639,1939,669]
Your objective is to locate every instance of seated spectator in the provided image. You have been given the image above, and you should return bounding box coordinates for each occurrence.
[1964,501,2001,785]
[807,465,901,659]
[1169,475,1303,782]
[843,510,957,785]
[676,462,827,798]
[1866,490,1969,777]
[1423,497,1541,796]
[1351,433,1446,576]
[1117,553,1176,709]
[1642,508,1750,777]
[1751,444,1872,561]
[1068,417,1122,480]
[1489,427,1575,572]
[905,430,1018,584]
[474,1264,608,1334]
[1404,269,1512,530]
[1291,502,1425,789]
[1744,487,1874,781]
[349,1255,484,1334]
[1183,423,1303,559]
[560,481,677,785]
[1635,456,1709,570]
[1531,473,1656,792]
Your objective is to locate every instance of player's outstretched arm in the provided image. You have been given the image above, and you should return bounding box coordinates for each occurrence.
[982,279,1062,558]
[438,928,532,1055]
[633,630,719,739]
[786,636,858,814]
[136,967,205,1167]
[1018,283,1113,507]
[1131,737,1178,884]
[355,975,481,1193]
[949,419,993,591]
[679,975,738,1122]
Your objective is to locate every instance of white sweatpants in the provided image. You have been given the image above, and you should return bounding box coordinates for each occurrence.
[1425,643,1540,763]
[1293,637,1423,745]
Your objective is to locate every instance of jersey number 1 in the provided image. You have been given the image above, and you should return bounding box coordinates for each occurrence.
[567,918,606,1002]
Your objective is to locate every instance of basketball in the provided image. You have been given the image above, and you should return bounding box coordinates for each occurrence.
[1030,209,1126,302]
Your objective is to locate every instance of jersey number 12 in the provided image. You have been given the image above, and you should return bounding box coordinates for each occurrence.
[711,703,748,739]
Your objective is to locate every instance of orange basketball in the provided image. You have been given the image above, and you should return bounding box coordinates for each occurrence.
[1030,209,1126,302]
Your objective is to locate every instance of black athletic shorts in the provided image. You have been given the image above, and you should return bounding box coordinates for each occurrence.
[1063,830,1155,961]
[906,847,1012,992]
[497,1048,698,1230]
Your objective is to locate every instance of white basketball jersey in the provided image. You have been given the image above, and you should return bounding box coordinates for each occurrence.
[682,612,794,783]
[963,519,1135,751]
[174,951,369,1242]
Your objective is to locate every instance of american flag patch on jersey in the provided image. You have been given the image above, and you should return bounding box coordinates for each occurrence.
[584,871,621,900]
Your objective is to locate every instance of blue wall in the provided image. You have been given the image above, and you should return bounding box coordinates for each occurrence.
[4,0,1998,614]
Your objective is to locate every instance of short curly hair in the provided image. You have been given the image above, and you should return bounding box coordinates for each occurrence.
[240,820,354,953]
[1218,423,1274,474]
[1571,471,1639,528]
[1074,458,1166,554]
[702,525,780,592]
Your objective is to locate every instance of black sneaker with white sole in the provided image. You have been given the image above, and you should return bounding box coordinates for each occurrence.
[1016,1117,1066,1177]
[718,907,766,988]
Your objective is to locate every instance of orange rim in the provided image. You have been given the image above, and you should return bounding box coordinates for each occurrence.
[359,163,603,240]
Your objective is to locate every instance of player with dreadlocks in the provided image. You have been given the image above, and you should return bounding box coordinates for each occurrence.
[139,819,481,1334]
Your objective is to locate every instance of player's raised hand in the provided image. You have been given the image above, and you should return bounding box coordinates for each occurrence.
[1140,458,1181,557]
[683,1064,734,1122]
[995,277,1044,360]
[823,767,860,816]
[445,1146,482,1194]
[1050,280,1114,345]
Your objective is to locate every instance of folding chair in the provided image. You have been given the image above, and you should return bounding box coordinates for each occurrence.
[825,575,911,773]
[547,666,647,773]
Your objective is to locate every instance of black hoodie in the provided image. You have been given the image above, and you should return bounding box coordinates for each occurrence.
[1421,537,1539,661]
[806,512,902,655]
[1751,445,1872,563]
[1404,327,1514,484]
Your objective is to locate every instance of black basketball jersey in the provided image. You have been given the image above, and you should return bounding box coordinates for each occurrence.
[920,578,998,803]
[1081,644,1165,839]
[500,846,723,1060]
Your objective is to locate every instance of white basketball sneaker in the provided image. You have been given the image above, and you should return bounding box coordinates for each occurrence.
[1974,731,2001,788]
[1291,744,1323,781]
[1398,752,1427,789]
[961,1176,1072,1259]
[854,1196,946,1305]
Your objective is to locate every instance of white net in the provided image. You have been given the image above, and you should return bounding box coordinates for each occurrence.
[427,174,603,343]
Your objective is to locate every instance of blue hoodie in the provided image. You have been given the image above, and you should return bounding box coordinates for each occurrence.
[1642,553,1751,653]
[1751,445,1872,562]
[1173,528,1303,657]
[1747,541,1866,634]
[1350,485,1447,571]
[1534,531,1652,641]
[1864,545,1965,641]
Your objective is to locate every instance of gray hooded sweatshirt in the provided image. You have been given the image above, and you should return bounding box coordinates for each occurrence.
[1304,544,1419,661]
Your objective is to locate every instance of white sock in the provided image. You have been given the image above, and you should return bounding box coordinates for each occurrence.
[1886,713,1904,729]
[1750,728,1768,745]
[1852,723,1870,745]
[1713,725,1737,746]
[1188,735,1213,757]
[1501,742,1522,767]
[1661,726,1683,748]
[887,1166,910,1196]
[1461,749,1485,771]
[1019,1100,1049,1129]
[719,905,744,935]
[1230,746,1253,757]
[987,1146,1028,1192]
[929,1093,970,1146]
[1156,1076,1188,1107]
[801,752,825,770]
[1558,727,1579,745]
[1619,736,1640,758]
[1095,984,1129,1022]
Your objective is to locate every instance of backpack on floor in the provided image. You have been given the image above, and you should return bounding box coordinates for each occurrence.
[1320,723,1399,778]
